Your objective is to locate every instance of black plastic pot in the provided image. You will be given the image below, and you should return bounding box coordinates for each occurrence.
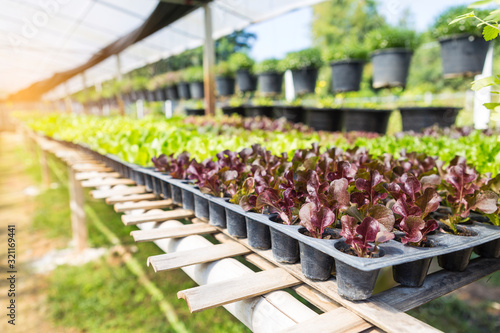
[216,77,235,96]
[335,260,380,300]
[166,85,179,100]
[244,105,273,118]
[146,90,155,102]
[189,81,204,99]
[439,34,489,78]
[438,247,474,272]
[246,216,271,250]
[371,48,413,88]
[209,199,227,228]
[161,179,171,199]
[400,107,460,131]
[299,241,334,281]
[304,107,343,132]
[171,184,183,206]
[236,70,257,92]
[177,82,191,100]
[222,106,245,116]
[474,239,500,258]
[392,257,433,287]
[144,174,154,192]
[342,108,392,134]
[133,170,146,186]
[152,175,163,196]
[330,60,365,93]
[181,188,195,211]
[257,72,283,94]
[272,105,304,123]
[155,88,166,101]
[185,108,205,116]
[291,67,318,95]
[194,193,210,220]
[226,209,247,238]
[270,227,299,264]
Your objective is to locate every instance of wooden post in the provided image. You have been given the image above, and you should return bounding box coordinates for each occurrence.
[68,166,88,252]
[81,72,88,114]
[64,82,72,114]
[203,3,216,116]
[39,148,51,189]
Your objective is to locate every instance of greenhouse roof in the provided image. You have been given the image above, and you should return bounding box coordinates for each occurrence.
[2,0,324,101]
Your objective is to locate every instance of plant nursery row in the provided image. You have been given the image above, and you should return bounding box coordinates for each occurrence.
[25,114,500,301]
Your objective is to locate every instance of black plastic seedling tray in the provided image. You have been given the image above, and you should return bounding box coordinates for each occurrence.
[162,175,500,272]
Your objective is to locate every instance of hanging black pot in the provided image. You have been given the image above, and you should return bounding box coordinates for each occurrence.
[399,107,460,131]
[185,108,205,116]
[236,69,257,92]
[166,85,179,100]
[222,106,245,116]
[299,241,334,281]
[304,107,343,132]
[291,67,318,95]
[272,105,304,123]
[439,34,489,78]
[189,81,204,99]
[257,72,283,94]
[177,82,191,100]
[342,108,392,134]
[330,60,365,93]
[244,105,273,118]
[371,48,413,88]
[216,77,235,96]
[154,88,166,101]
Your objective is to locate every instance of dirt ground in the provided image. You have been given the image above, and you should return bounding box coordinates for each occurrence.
[0,132,79,333]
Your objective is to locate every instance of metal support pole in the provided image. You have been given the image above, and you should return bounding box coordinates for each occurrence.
[69,166,88,253]
[203,3,216,116]
[474,43,493,129]
[116,54,125,116]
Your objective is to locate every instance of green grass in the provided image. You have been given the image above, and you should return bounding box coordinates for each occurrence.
[409,295,500,333]
[25,153,251,333]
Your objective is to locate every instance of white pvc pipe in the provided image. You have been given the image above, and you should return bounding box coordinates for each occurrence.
[132,210,318,333]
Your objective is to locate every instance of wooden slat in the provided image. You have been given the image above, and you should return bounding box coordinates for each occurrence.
[81,178,135,188]
[122,209,194,226]
[106,193,157,204]
[72,163,112,172]
[75,172,121,180]
[131,223,218,242]
[148,243,251,272]
[281,308,371,333]
[177,268,301,313]
[221,232,442,333]
[91,185,147,199]
[114,199,173,212]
